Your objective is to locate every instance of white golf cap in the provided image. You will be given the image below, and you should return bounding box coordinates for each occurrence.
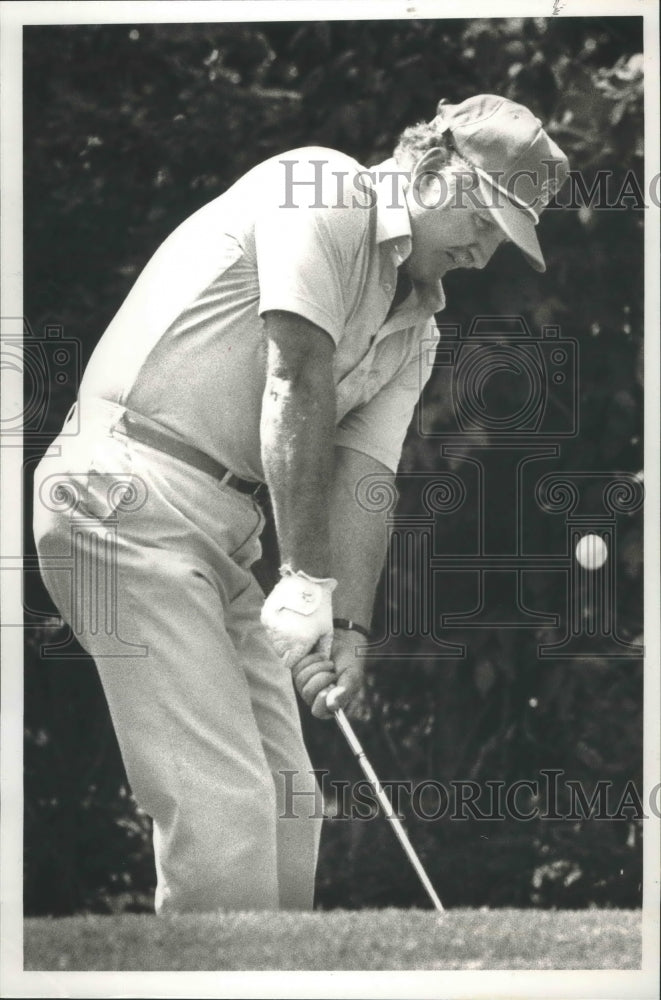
[433,94,570,272]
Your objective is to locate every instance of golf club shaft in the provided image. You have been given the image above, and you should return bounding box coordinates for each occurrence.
[334,707,444,912]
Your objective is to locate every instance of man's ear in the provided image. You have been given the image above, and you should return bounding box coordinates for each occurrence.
[411,146,447,178]
[410,147,449,207]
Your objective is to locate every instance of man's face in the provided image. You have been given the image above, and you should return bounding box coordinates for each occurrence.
[403,160,510,283]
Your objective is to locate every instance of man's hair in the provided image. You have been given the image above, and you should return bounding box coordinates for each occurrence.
[393,118,471,176]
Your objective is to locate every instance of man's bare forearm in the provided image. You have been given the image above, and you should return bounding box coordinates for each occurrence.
[260,365,336,578]
[329,446,394,628]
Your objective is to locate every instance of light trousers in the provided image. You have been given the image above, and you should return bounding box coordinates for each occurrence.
[33,399,322,913]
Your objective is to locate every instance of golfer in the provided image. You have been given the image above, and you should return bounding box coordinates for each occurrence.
[33,95,568,914]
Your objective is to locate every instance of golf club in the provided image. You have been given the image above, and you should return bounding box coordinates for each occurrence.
[333,706,444,912]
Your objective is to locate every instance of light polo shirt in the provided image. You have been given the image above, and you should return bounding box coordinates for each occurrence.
[78,147,445,479]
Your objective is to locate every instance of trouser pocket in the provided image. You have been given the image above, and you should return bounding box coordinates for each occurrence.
[33,433,143,630]
[34,433,140,524]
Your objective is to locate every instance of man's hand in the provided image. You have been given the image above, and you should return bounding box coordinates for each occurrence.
[290,650,336,717]
[324,629,368,720]
[290,630,367,720]
[261,565,336,669]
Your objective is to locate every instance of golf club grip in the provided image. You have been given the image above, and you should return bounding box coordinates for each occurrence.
[334,708,444,912]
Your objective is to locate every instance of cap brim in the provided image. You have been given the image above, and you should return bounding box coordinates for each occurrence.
[476,173,546,273]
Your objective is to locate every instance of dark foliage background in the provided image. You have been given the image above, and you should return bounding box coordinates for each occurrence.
[22,16,644,915]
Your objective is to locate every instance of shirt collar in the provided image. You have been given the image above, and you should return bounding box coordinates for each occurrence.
[372,157,412,252]
[372,157,446,314]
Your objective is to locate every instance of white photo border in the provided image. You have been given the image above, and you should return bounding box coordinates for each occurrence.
[1,2,659,997]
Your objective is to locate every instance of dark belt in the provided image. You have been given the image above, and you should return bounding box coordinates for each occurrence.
[114,411,266,499]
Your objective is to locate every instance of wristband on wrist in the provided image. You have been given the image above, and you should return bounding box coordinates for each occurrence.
[333,618,370,639]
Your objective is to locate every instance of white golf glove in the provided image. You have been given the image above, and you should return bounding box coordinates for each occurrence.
[261,563,337,668]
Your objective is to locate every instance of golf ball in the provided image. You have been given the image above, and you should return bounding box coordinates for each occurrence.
[575,533,608,570]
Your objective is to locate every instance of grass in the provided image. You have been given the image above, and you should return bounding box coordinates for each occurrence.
[23,908,641,971]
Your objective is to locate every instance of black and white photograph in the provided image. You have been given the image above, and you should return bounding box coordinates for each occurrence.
[1,1,659,997]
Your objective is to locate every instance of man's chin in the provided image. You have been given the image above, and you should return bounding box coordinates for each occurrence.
[422,266,452,282]
[403,260,449,282]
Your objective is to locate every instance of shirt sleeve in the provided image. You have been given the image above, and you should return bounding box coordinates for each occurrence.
[334,320,439,472]
[254,160,369,344]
